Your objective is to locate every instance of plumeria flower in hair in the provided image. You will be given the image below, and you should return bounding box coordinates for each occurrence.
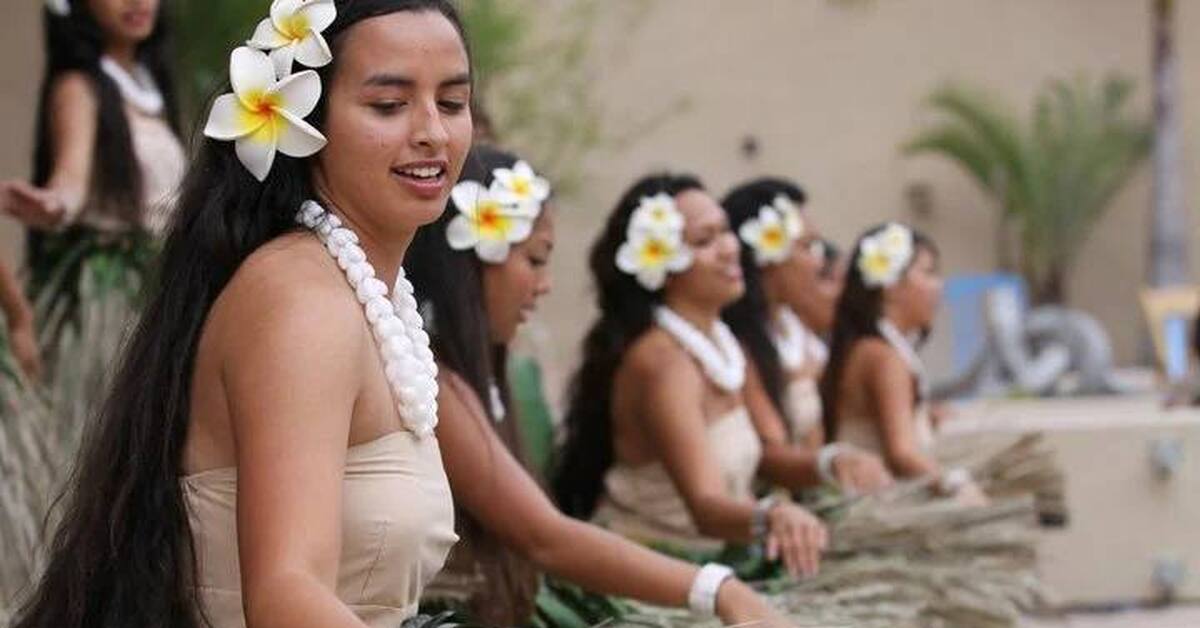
[772,194,805,240]
[616,194,693,290]
[45,0,70,16]
[204,47,328,181]
[490,161,551,215]
[739,205,795,267]
[446,180,537,263]
[857,222,914,288]
[248,0,336,79]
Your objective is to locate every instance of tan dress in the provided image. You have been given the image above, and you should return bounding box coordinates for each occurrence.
[837,403,936,457]
[783,376,822,443]
[182,430,459,627]
[592,407,762,553]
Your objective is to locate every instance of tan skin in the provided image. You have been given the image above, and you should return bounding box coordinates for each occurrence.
[437,205,791,625]
[745,213,893,495]
[835,247,986,505]
[0,261,40,380]
[611,190,828,579]
[181,12,472,628]
[2,0,160,229]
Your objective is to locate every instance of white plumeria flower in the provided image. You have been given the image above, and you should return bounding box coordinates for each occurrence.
[248,0,336,79]
[45,0,70,16]
[772,194,805,240]
[877,222,914,259]
[204,47,327,181]
[616,230,693,291]
[490,160,551,215]
[446,180,536,263]
[858,228,911,288]
[739,206,794,267]
[629,193,685,236]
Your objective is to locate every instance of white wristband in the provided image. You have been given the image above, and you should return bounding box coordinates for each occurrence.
[688,563,734,616]
[938,467,973,494]
[817,443,851,485]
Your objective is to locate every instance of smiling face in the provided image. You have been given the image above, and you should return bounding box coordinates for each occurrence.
[88,0,159,46]
[884,246,943,330]
[663,189,745,311]
[482,204,556,344]
[313,10,472,240]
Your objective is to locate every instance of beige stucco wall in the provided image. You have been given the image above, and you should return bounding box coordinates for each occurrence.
[2,1,1198,389]
[530,0,1200,394]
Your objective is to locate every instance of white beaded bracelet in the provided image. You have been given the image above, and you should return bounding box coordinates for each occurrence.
[816,442,852,485]
[688,563,734,617]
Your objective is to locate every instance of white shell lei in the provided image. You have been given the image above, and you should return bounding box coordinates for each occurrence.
[100,56,165,116]
[654,306,746,393]
[877,318,929,399]
[296,200,440,437]
[772,308,808,371]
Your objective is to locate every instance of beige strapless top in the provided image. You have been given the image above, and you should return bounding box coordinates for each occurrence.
[77,104,185,236]
[182,430,459,627]
[784,376,822,443]
[837,404,935,458]
[592,407,762,552]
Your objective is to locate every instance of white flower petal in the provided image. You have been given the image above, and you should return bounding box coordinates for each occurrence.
[446,215,479,250]
[230,47,276,103]
[615,242,640,274]
[294,32,333,69]
[235,120,280,182]
[268,44,297,81]
[300,0,337,32]
[667,247,694,272]
[270,0,305,31]
[529,177,552,201]
[637,268,667,291]
[476,239,510,264]
[275,109,327,158]
[738,221,762,247]
[248,17,289,49]
[450,181,488,216]
[273,69,322,118]
[506,217,534,243]
[204,93,255,140]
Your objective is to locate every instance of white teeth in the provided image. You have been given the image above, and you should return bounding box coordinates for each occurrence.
[397,165,444,180]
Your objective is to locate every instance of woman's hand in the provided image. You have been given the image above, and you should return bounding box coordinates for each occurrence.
[2,181,67,230]
[831,448,894,494]
[715,578,794,627]
[8,318,42,381]
[764,502,827,578]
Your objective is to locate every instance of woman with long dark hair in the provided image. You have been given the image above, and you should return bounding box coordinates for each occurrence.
[10,2,473,626]
[720,178,891,495]
[819,222,986,505]
[2,0,185,341]
[408,145,788,626]
[554,173,827,579]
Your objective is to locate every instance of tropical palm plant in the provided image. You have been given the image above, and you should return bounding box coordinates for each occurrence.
[904,75,1151,303]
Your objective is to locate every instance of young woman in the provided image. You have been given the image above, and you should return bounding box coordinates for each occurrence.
[721,178,891,494]
[407,145,789,627]
[2,0,185,341]
[11,2,473,627]
[555,174,828,580]
[819,222,986,505]
[0,260,40,380]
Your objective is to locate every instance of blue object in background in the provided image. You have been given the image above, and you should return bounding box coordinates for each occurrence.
[942,272,1028,374]
[1163,314,1190,382]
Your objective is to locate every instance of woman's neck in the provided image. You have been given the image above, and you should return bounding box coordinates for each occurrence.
[315,187,411,289]
[661,295,720,335]
[104,42,138,72]
[880,311,919,337]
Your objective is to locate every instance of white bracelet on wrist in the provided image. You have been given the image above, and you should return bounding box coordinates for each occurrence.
[938,467,973,494]
[688,563,735,616]
[817,443,851,485]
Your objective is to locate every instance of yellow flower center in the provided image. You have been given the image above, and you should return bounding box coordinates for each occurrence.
[512,177,532,198]
[639,238,670,267]
[280,13,311,41]
[762,226,787,251]
[475,202,511,238]
[238,90,282,134]
[862,251,892,278]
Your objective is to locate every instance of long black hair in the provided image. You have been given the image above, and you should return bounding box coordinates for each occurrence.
[552,172,705,519]
[719,177,807,435]
[406,144,546,624]
[33,0,179,225]
[10,3,470,627]
[818,223,938,442]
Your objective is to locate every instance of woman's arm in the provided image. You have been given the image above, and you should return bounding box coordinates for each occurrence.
[2,72,95,229]
[745,362,892,494]
[632,344,825,577]
[864,343,939,478]
[218,260,372,628]
[435,373,786,626]
[0,260,39,379]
